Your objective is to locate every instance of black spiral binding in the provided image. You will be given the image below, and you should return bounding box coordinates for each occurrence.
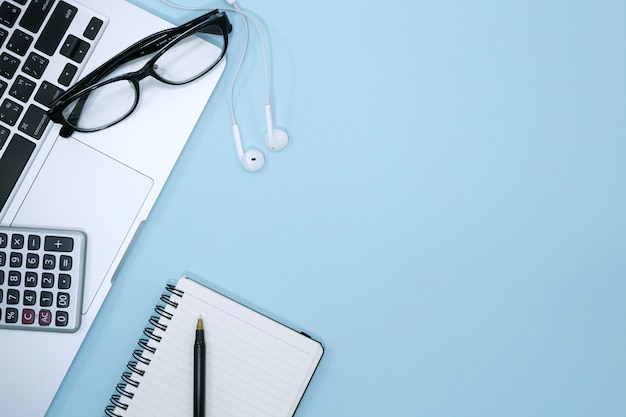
[104,284,183,417]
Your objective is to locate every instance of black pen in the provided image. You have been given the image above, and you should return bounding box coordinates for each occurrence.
[194,316,206,417]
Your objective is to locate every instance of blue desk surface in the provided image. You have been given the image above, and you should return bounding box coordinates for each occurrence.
[48,1,626,416]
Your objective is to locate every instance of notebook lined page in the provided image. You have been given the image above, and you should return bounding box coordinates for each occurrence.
[111,277,323,417]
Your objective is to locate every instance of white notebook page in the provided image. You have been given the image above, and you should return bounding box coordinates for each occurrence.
[109,276,323,417]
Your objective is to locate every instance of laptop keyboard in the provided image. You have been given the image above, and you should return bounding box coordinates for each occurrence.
[0,0,106,213]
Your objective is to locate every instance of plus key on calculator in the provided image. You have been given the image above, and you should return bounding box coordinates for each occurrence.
[0,226,87,333]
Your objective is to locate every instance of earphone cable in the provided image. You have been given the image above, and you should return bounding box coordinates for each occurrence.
[158,0,271,126]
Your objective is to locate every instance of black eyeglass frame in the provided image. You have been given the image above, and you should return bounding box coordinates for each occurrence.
[47,9,231,138]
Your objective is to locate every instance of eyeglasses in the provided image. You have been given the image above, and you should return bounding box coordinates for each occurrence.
[46,9,231,138]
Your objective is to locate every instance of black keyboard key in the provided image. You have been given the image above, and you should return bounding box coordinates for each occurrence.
[0,125,8,149]
[0,134,35,211]
[34,81,63,106]
[0,28,7,48]
[7,30,33,56]
[14,0,27,5]
[0,79,7,97]
[10,75,36,102]
[34,1,77,56]
[0,2,20,28]
[0,52,20,79]
[18,104,50,139]
[84,17,103,40]
[22,52,49,79]
[60,35,90,63]
[58,62,76,86]
[19,0,54,33]
[0,98,23,126]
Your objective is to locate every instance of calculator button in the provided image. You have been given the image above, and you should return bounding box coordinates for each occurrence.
[26,253,39,268]
[59,255,72,271]
[40,291,53,307]
[11,234,24,249]
[41,273,53,288]
[42,254,55,269]
[23,290,36,306]
[9,252,22,267]
[8,271,20,286]
[6,308,18,323]
[55,311,68,327]
[39,310,52,326]
[44,236,74,252]
[0,233,6,247]
[27,234,40,250]
[7,289,19,304]
[24,272,37,286]
[22,308,35,325]
[58,274,71,289]
[57,292,70,308]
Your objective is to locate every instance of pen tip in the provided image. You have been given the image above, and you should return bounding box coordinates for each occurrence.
[196,316,204,331]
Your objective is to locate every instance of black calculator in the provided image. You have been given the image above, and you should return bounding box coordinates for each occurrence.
[0,226,86,333]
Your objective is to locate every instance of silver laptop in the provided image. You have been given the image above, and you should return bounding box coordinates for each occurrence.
[0,1,226,415]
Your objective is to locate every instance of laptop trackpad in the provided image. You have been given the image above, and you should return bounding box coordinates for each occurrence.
[12,137,153,314]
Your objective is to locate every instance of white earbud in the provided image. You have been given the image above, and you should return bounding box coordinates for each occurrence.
[232,123,264,171]
[264,104,288,151]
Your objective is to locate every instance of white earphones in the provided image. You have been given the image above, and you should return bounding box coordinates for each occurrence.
[264,104,288,151]
[160,0,288,171]
[226,0,288,170]
[232,123,264,171]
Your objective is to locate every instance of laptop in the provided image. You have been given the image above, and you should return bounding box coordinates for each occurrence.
[0,0,226,415]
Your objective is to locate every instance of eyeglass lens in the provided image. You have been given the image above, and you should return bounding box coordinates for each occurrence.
[60,28,226,132]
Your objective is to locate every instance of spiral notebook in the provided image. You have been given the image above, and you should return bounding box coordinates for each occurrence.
[105,276,324,417]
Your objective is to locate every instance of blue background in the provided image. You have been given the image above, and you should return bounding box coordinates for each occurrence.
[48,1,626,416]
